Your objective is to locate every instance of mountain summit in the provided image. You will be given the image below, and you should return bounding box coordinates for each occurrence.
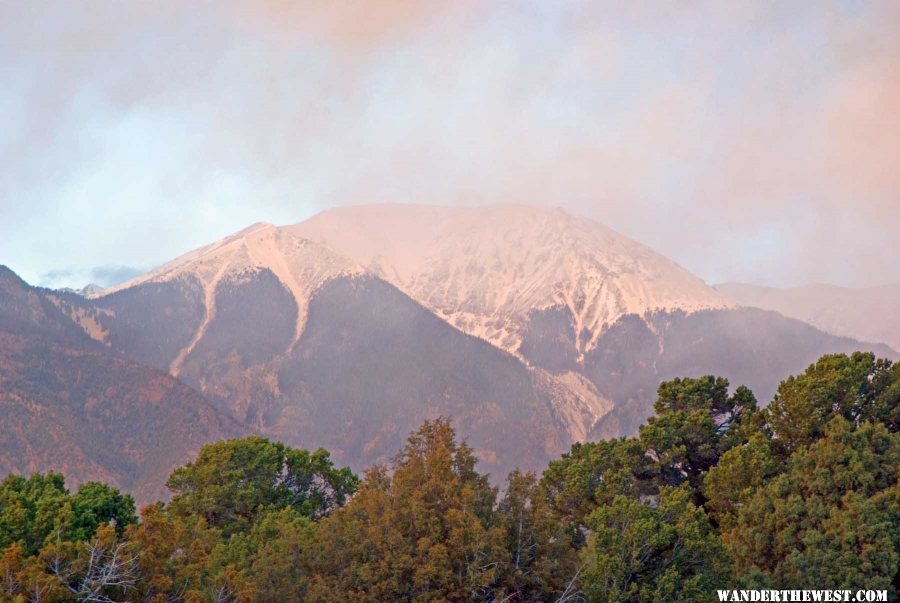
[289,205,732,356]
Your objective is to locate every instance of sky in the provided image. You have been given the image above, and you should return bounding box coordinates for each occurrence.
[1,1,898,289]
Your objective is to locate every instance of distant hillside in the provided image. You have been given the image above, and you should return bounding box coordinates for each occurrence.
[0,266,245,503]
[716,282,900,353]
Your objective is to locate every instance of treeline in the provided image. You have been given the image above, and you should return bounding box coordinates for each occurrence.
[1,352,898,602]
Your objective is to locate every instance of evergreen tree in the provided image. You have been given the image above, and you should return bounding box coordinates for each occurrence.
[724,418,900,593]
[542,437,651,527]
[638,377,757,500]
[493,471,581,601]
[306,418,506,602]
[766,353,899,454]
[125,503,222,602]
[0,473,135,556]
[69,481,137,541]
[0,472,70,556]
[702,433,779,528]
[581,484,730,602]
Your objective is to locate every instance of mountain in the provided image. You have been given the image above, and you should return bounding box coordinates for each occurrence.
[0,266,245,503]
[715,282,900,353]
[23,204,897,480]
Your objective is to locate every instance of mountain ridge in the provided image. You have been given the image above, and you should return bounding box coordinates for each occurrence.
[67,205,897,434]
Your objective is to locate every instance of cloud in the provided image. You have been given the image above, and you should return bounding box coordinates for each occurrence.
[37,268,79,287]
[2,1,899,288]
[88,265,147,287]
[228,0,469,51]
[38,265,146,289]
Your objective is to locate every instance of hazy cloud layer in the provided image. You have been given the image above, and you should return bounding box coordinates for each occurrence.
[1,1,898,288]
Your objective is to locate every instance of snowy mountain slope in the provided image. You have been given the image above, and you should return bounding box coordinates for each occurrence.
[87,268,594,478]
[89,203,723,444]
[288,204,732,357]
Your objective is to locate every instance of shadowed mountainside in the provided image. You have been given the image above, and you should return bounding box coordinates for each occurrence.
[0,266,246,503]
[513,298,897,437]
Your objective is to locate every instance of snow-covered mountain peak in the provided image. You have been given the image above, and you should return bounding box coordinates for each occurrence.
[288,204,732,355]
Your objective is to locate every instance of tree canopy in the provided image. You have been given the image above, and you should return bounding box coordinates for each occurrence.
[166,435,358,533]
